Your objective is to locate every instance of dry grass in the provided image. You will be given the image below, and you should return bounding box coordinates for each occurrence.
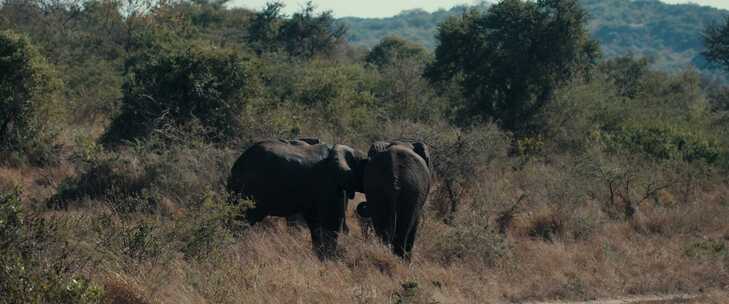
[58,193,725,304]
[3,150,729,304]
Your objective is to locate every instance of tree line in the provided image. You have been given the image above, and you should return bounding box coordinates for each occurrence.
[2,0,729,165]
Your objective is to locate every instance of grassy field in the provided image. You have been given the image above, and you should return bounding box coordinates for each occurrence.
[2,136,728,303]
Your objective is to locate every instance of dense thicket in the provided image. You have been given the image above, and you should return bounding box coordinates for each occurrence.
[0,30,63,165]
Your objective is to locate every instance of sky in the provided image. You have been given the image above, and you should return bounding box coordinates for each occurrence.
[230,0,729,18]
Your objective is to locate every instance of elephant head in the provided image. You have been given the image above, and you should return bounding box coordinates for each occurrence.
[330,144,368,199]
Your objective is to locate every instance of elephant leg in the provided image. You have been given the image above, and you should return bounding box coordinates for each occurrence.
[317,190,347,258]
[372,197,397,248]
[402,217,421,261]
[392,203,420,259]
[304,209,324,257]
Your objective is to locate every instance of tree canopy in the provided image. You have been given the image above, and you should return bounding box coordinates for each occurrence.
[365,36,429,68]
[426,0,599,134]
[703,16,729,73]
[248,1,347,59]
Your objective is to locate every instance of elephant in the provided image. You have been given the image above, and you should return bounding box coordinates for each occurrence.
[360,141,431,259]
[227,139,368,257]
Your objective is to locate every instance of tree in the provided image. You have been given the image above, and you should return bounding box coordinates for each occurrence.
[366,36,441,122]
[703,16,729,73]
[598,56,650,98]
[426,0,599,135]
[247,1,347,59]
[247,1,284,54]
[365,36,429,68]
[102,45,257,146]
[278,1,346,58]
[0,30,63,164]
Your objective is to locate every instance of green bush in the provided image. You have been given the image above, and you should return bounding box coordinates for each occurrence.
[0,30,64,165]
[103,44,258,146]
[52,129,236,212]
[365,36,429,68]
[62,57,123,125]
[435,223,509,266]
[601,126,724,164]
[1,188,104,304]
[256,57,380,140]
[373,53,445,123]
[178,190,241,260]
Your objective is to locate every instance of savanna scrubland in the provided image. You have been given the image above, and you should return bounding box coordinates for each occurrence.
[1,0,729,303]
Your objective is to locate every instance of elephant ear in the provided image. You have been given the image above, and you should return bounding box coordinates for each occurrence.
[412,142,431,169]
[331,145,358,199]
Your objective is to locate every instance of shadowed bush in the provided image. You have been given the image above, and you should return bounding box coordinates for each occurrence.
[102,45,258,146]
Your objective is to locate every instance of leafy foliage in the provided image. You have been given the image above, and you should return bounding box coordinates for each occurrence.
[248,1,347,59]
[602,126,723,164]
[703,16,729,73]
[103,45,257,145]
[1,189,104,304]
[365,36,429,68]
[426,0,599,134]
[0,30,63,165]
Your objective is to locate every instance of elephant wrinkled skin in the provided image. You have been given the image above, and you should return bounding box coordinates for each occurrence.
[227,139,367,257]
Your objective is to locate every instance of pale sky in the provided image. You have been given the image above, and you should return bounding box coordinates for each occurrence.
[230,0,729,18]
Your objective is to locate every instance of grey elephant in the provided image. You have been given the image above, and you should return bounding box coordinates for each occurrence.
[359,141,431,259]
[227,139,368,258]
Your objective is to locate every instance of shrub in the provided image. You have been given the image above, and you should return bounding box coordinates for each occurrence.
[0,30,64,165]
[256,57,380,140]
[102,44,258,146]
[433,215,509,266]
[49,152,150,210]
[177,190,241,260]
[0,188,105,304]
[366,36,429,68]
[601,126,724,164]
[374,56,445,123]
[52,128,236,212]
[62,57,123,125]
[429,124,511,223]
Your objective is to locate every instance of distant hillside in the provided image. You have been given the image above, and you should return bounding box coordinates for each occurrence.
[342,0,729,75]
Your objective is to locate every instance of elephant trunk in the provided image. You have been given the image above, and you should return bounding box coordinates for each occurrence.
[351,153,368,194]
[333,145,368,199]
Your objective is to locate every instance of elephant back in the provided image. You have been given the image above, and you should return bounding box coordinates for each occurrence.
[368,141,431,171]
